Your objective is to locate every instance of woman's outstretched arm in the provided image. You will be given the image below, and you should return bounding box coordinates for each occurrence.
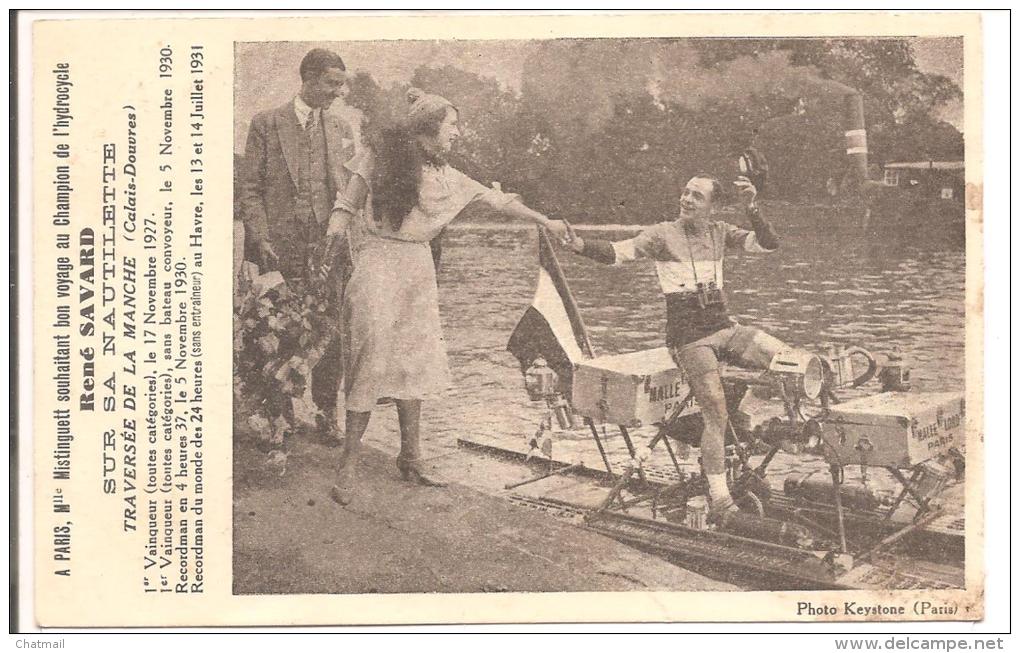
[481,194,569,241]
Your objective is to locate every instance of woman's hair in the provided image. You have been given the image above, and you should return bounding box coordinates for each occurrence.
[371,102,454,231]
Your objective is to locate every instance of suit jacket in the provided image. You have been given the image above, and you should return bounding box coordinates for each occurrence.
[238,100,358,277]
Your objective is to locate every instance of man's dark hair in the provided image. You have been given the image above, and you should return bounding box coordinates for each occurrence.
[299,48,346,82]
[691,173,724,204]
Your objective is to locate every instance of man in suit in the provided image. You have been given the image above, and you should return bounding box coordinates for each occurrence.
[238,48,358,445]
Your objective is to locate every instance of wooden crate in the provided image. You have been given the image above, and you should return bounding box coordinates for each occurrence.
[819,392,965,468]
[571,347,692,427]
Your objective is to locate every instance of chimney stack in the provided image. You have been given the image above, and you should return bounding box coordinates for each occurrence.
[843,94,869,184]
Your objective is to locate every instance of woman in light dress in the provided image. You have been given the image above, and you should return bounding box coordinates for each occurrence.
[326,88,569,505]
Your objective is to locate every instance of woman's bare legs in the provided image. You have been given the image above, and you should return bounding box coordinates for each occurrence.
[330,410,372,505]
[395,399,446,487]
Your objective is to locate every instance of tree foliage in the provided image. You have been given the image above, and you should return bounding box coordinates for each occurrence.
[344,39,963,223]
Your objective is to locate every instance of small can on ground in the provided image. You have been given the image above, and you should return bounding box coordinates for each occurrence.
[685,496,710,530]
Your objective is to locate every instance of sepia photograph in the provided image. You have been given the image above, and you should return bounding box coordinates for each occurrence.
[230,35,970,597]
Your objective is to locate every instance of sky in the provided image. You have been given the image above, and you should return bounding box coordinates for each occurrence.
[234,37,965,152]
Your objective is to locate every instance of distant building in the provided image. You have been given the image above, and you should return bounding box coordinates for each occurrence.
[881,161,965,202]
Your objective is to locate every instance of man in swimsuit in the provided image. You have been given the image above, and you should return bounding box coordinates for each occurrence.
[564,174,796,515]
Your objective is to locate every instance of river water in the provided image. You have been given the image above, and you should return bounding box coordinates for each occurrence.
[358,202,966,504]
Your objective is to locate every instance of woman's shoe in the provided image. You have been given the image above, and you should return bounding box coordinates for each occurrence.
[329,484,353,506]
[330,466,356,505]
[396,457,447,487]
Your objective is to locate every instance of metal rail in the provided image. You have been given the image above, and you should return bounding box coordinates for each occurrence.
[548,496,849,590]
[459,436,964,555]
[512,492,964,591]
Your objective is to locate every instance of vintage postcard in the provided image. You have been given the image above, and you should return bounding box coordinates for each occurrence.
[20,10,987,628]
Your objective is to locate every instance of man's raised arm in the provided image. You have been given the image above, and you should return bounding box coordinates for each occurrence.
[724,203,779,253]
[724,176,778,252]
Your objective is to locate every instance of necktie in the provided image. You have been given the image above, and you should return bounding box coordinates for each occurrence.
[305,109,318,133]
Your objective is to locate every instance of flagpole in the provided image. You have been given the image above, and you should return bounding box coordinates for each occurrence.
[533,227,616,477]
[536,226,596,359]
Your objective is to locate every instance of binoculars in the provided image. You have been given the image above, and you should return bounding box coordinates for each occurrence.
[695,281,725,309]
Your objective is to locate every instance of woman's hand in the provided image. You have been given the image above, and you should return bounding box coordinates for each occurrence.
[562,221,584,253]
[548,219,584,253]
[545,218,569,242]
[317,234,346,283]
[327,208,354,238]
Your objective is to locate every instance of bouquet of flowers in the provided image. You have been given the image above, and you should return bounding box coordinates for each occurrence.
[234,239,345,449]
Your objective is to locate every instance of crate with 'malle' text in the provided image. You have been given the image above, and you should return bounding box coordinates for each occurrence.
[819,392,965,468]
[571,348,692,427]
